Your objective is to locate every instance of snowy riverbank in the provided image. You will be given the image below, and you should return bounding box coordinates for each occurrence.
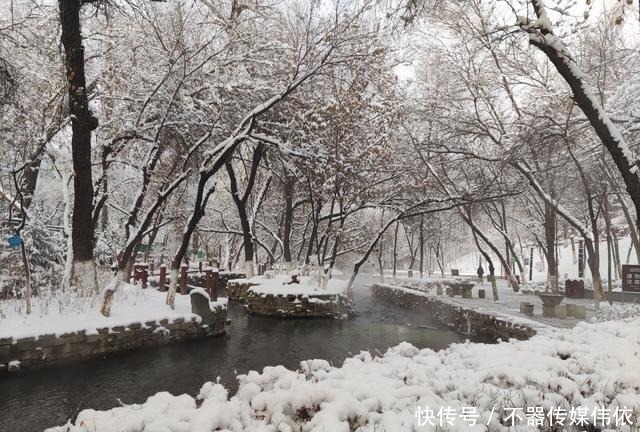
[0,284,227,340]
[234,275,352,318]
[228,274,347,296]
[249,276,347,296]
[48,312,640,431]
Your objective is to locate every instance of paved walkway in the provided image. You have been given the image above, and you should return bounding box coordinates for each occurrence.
[384,276,598,329]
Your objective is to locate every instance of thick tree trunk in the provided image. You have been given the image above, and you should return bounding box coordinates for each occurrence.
[165,265,181,311]
[59,0,99,295]
[233,197,253,277]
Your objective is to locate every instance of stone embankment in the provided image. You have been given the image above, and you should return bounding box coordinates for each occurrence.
[0,305,226,374]
[372,283,536,340]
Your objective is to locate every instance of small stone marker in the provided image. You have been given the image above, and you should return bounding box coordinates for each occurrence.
[574,305,587,319]
[451,269,459,276]
[554,304,567,319]
[542,305,555,317]
[520,302,534,316]
[567,304,586,319]
[190,290,215,327]
[478,289,485,299]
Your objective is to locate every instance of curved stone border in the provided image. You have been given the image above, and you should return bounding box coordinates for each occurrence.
[371,283,536,341]
[244,290,353,318]
[0,307,226,374]
[226,280,257,302]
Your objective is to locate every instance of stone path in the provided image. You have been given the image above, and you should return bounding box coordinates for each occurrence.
[449,280,598,329]
[383,277,599,330]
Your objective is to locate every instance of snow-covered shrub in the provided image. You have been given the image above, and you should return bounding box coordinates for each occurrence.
[594,303,640,322]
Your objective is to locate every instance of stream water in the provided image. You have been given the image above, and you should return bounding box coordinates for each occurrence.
[0,279,482,431]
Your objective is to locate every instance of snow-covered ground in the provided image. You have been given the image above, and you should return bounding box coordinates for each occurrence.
[0,284,227,340]
[249,276,347,296]
[230,274,348,296]
[47,311,640,431]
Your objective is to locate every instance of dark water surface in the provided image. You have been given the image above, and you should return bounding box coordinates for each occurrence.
[0,281,476,432]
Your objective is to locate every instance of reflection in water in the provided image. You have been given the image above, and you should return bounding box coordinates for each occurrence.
[0,282,477,431]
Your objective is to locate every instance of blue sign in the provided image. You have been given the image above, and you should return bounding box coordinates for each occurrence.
[7,234,23,248]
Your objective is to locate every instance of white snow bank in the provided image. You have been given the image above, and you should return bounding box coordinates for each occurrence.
[0,284,227,340]
[594,303,640,322]
[248,276,347,296]
[227,275,268,285]
[48,317,640,431]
